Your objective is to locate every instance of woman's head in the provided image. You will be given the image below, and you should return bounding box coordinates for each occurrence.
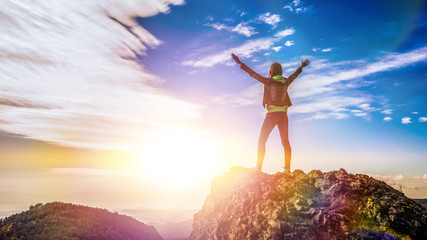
[269,62,282,78]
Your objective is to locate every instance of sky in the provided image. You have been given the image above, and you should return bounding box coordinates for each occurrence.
[1,0,427,220]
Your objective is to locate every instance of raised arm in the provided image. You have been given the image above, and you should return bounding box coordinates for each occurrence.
[286,59,310,86]
[231,53,269,84]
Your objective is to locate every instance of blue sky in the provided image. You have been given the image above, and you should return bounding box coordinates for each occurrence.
[0,0,426,215]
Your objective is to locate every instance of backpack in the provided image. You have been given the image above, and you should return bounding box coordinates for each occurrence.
[262,76,291,107]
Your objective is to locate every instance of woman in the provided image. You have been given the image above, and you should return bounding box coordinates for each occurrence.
[231,53,310,173]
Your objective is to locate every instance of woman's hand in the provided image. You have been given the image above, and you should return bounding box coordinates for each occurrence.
[231,53,242,65]
[300,59,310,68]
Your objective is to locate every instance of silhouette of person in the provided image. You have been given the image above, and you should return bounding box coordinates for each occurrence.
[231,53,310,173]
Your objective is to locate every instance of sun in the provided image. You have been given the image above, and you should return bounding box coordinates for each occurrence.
[136,128,223,188]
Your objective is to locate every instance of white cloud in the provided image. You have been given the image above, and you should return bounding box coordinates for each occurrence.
[183,38,275,67]
[206,16,214,21]
[352,111,370,120]
[329,112,349,119]
[313,47,332,52]
[293,0,301,6]
[0,0,203,151]
[237,10,246,17]
[285,40,295,46]
[258,12,282,28]
[205,23,227,30]
[204,22,258,37]
[402,117,412,124]
[292,97,367,115]
[272,46,282,52]
[295,8,308,13]
[381,109,393,115]
[284,6,293,11]
[281,61,300,69]
[419,117,427,122]
[370,174,405,181]
[284,0,308,13]
[232,23,258,37]
[412,111,419,114]
[275,29,295,37]
[183,28,294,67]
[354,112,368,117]
[211,83,263,107]
[383,116,392,121]
[369,174,427,196]
[359,103,374,111]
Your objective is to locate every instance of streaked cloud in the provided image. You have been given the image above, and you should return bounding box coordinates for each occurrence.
[291,46,427,99]
[183,28,295,67]
[204,22,258,37]
[350,109,370,121]
[294,97,367,115]
[48,168,131,177]
[412,111,419,114]
[402,117,412,124]
[383,116,392,121]
[211,83,263,107]
[0,0,203,151]
[313,47,332,52]
[183,38,274,67]
[419,117,427,122]
[258,12,282,28]
[237,10,247,17]
[359,103,375,111]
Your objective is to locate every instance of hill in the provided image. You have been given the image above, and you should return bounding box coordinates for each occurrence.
[155,219,193,240]
[190,167,427,240]
[413,198,427,209]
[0,202,163,240]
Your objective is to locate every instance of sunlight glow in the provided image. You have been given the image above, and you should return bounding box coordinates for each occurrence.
[136,128,223,189]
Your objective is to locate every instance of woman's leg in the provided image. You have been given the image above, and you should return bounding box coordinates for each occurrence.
[257,113,277,170]
[277,112,291,171]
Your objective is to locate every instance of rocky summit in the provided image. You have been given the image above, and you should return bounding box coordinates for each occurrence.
[190,167,427,240]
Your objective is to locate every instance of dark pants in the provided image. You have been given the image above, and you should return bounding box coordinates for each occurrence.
[257,112,291,170]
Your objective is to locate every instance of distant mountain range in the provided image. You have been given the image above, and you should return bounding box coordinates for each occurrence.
[413,198,427,209]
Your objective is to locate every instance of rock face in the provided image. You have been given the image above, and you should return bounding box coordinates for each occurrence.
[190,167,427,240]
[0,202,163,240]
